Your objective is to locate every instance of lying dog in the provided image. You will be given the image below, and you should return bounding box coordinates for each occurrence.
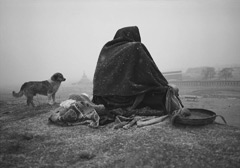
[12,73,66,107]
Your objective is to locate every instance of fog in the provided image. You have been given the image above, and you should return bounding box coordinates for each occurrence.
[1,0,240,89]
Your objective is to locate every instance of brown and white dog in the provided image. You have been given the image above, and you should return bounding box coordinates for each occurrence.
[12,73,66,107]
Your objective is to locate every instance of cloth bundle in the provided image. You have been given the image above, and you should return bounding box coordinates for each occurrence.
[48,99,100,127]
[48,84,187,128]
[165,85,183,115]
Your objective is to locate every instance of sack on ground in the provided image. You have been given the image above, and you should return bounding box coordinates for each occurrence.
[48,99,100,127]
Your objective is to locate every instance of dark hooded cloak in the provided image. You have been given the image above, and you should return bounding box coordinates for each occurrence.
[93,26,169,110]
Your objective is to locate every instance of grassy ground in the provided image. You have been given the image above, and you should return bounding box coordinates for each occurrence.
[0,85,240,168]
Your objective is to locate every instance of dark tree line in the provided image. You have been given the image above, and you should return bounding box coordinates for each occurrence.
[201,67,233,80]
[218,68,233,80]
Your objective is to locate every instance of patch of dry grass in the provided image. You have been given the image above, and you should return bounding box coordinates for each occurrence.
[1,102,240,168]
[1,86,240,167]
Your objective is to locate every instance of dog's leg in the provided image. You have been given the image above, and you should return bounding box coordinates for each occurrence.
[52,93,56,104]
[47,93,54,105]
[27,96,35,107]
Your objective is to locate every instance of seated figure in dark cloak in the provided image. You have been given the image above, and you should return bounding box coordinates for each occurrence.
[92,26,170,113]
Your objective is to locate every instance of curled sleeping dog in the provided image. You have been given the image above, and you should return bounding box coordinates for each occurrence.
[12,73,66,107]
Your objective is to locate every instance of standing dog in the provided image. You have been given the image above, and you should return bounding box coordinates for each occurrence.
[12,73,66,107]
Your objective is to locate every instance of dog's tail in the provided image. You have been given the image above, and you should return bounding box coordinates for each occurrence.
[12,84,26,98]
[12,90,24,98]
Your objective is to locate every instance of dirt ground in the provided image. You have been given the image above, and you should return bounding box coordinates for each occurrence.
[0,85,240,168]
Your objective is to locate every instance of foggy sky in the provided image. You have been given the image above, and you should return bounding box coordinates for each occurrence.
[0,0,240,89]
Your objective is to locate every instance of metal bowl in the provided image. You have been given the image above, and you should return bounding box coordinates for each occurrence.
[174,108,227,126]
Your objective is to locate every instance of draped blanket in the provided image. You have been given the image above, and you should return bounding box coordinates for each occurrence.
[93,26,169,109]
[47,88,185,128]
[48,100,100,127]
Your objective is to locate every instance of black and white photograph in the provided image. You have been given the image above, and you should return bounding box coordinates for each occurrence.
[0,0,240,167]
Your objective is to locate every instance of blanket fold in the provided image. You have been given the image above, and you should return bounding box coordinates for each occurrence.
[48,100,100,127]
[93,26,168,109]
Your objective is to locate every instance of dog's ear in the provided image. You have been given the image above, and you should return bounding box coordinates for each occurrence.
[51,73,59,81]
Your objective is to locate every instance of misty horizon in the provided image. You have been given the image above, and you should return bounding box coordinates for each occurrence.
[1,0,240,89]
